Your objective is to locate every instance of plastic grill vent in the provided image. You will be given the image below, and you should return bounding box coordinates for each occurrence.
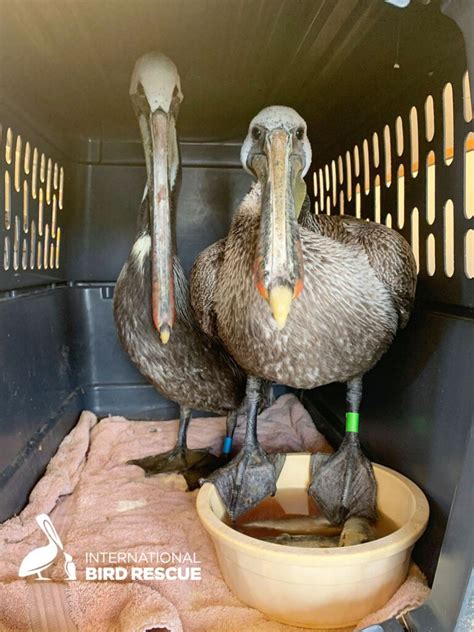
[313,72,474,301]
[2,127,63,273]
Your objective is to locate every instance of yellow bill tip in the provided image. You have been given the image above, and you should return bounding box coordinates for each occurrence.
[159,325,171,345]
[269,285,293,330]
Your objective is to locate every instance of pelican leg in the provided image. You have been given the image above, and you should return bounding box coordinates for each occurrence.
[204,376,285,521]
[127,406,210,477]
[309,377,377,541]
[180,410,239,490]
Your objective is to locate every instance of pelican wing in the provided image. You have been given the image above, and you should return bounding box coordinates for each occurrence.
[300,206,417,329]
[190,238,226,338]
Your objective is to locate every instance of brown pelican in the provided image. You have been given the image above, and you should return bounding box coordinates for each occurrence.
[191,106,416,524]
[113,52,245,481]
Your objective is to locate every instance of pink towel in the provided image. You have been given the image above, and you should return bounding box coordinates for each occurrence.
[0,395,429,631]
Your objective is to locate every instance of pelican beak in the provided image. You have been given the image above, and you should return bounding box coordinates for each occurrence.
[146,109,175,343]
[253,129,304,330]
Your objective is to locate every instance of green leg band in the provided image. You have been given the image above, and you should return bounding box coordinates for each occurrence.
[346,412,360,433]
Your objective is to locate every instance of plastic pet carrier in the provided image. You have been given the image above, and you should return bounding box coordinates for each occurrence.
[0,1,472,630]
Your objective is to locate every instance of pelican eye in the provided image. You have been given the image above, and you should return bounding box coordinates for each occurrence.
[296,127,305,140]
[251,126,262,140]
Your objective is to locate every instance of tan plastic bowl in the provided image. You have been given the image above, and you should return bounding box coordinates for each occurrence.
[197,454,429,629]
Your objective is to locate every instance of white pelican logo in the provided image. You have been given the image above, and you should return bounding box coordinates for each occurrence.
[18,514,76,581]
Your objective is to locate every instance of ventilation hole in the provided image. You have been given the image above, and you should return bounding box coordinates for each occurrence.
[443,82,454,166]
[345,151,352,201]
[55,227,61,269]
[319,169,324,211]
[384,125,392,187]
[331,160,337,206]
[338,155,344,184]
[313,172,318,197]
[374,175,381,223]
[325,165,330,191]
[411,208,419,273]
[395,116,404,156]
[465,229,474,278]
[49,242,54,269]
[14,135,22,192]
[13,216,20,271]
[24,142,31,175]
[410,107,419,177]
[44,224,50,269]
[40,153,46,182]
[353,145,360,177]
[426,151,436,225]
[385,212,392,228]
[425,95,435,142]
[372,132,380,168]
[52,194,57,237]
[4,170,11,229]
[38,188,44,236]
[339,190,344,215]
[465,133,474,219]
[23,181,29,233]
[463,71,473,123]
[30,220,36,269]
[59,167,64,209]
[53,163,59,189]
[5,128,13,164]
[21,238,28,270]
[363,139,370,194]
[3,236,10,270]
[37,239,42,270]
[426,234,436,277]
[326,195,331,215]
[315,200,319,214]
[444,200,454,277]
[32,148,38,199]
[397,165,405,229]
[46,158,52,204]
[355,183,361,219]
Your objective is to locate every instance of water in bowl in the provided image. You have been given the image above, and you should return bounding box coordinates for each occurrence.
[228,487,398,547]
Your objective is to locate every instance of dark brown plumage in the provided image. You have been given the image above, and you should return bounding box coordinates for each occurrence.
[190,105,417,524]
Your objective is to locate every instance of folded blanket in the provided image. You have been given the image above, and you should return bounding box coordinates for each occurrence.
[0,394,429,632]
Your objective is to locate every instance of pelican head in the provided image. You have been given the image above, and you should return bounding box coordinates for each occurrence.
[241,106,312,330]
[130,52,184,343]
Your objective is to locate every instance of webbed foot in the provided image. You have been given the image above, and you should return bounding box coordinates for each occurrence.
[204,445,285,521]
[339,516,376,547]
[309,433,377,525]
[127,445,210,477]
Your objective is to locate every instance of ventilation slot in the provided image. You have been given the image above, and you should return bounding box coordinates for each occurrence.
[346,151,352,201]
[22,239,28,270]
[372,132,380,167]
[395,116,404,156]
[410,107,419,177]
[4,170,11,229]
[13,216,20,271]
[443,82,454,166]
[425,95,435,142]
[465,133,474,219]
[385,213,392,228]
[363,139,370,194]
[23,181,29,232]
[32,148,38,199]
[55,227,61,269]
[30,220,36,270]
[426,234,436,277]
[355,183,361,219]
[14,135,22,192]
[3,236,10,271]
[463,71,473,123]
[411,207,419,273]
[384,125,392,187]
[426,151,436,225]
[397,165,405,229]
[374,175,381,223]
[443,200,455,277]
[24,142,31,175]
[465,230,474,279]
[5,128,13,164]
[353,146,360,177]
